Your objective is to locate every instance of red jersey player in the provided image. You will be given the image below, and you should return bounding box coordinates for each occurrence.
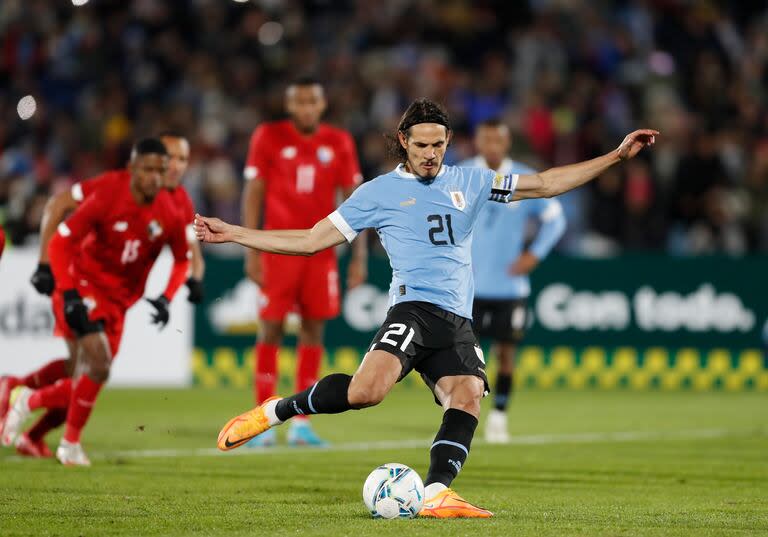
[242,77,367,447]
[1,139,190,465]
[158,132,205,302]
[29,133,204,302]
[0,135,203,459]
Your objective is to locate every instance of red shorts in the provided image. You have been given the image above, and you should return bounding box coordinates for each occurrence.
[259,250,340,321]
[52,279,126,357]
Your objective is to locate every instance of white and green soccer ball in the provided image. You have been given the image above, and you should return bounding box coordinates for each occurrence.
[362,463,424,519]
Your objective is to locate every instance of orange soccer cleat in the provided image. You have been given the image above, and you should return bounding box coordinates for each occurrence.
[419,488,494,518]
[217,396,281,451]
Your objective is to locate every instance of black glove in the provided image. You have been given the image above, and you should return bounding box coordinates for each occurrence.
[146,296,170,330]
[186,277,204,305]
[31,263,55,295]
[63,289,90,335]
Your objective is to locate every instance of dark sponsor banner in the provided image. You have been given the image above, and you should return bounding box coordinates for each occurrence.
[194,253,767,390]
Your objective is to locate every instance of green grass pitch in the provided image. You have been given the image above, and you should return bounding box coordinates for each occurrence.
[1,386,766,536]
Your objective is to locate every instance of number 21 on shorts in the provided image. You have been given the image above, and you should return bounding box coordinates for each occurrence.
[379,323,415,352]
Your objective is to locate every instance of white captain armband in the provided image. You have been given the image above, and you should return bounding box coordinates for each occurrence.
[488,173,519,203]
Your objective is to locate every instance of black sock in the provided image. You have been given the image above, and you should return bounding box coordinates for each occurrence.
[425,408,478,487]
[275,373,353,421]
[494,372,512,411]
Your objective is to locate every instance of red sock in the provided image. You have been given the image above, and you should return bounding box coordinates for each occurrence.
[255,343,279,404]
[20,359,68,389]
[63,375,103,444]
[28,378,72,410]
[27,408,68,441]
[296,345,323,392]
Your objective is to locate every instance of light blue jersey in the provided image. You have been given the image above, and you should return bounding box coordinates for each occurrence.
[459,156,566,299]
[329,164,517,319]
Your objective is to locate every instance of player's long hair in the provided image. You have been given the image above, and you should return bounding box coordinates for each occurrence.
[386,98,451,162]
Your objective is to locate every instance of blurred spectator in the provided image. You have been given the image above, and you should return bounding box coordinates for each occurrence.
[0,0,767,256]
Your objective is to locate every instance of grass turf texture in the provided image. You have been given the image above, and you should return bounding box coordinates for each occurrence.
[0,387,766,536]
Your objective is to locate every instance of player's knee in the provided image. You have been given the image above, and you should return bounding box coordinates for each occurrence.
[347,380,387,408]
[88,361,111,383]
[260,321,283,345]
[445,377,484,415]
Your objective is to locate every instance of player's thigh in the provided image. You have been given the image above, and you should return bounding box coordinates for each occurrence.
[417,344,490,413]
[348,349,402,406]
[260,254,304,320]
[51,286,123,359]
[299,252,339,320]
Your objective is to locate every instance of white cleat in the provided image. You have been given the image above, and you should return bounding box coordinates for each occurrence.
[1,386,33,447]
[484,408,510,444]
[56,439,91,467]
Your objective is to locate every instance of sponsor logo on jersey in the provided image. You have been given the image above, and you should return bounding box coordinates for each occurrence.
[450,191,466,210]
[148,219,163,240]
[281,146,297,159]
[113,221,128,232]
[317,146,334,164]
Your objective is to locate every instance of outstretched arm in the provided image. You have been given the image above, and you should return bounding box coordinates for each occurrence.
[194,214,346,256]
[513,129,658,200]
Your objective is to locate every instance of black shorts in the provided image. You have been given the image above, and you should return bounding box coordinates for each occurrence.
[472,297,529,343]
[369,301,490,405]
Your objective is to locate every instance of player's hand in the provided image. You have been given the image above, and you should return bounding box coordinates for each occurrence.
[245,250,263,285]
[186,277,204,304]
[62,289,90,335]
[31,263,55,295]
[616,129,659,160]
[146,296,170,330]
[347,256,367,289]
[194,214,235,244]
[509,251,540,275]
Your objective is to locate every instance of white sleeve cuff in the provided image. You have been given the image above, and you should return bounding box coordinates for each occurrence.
[328,210,357,243]
[244,166,258,181]
[71,183,84,202]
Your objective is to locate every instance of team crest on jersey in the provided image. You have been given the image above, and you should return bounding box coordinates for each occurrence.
[281,146,297,159]
[317,146,334,164]
[493,173,505,189]
[147,219,163,240]
[449,191,466,210]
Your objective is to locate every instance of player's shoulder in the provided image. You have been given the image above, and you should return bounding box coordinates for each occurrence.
[318,123,353,140]
[168,185,193,204]
[444,164,495,185]
[93,168,130,185]
[253,120,290,137]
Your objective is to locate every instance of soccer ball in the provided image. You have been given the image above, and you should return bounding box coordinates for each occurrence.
[362,463,424,519]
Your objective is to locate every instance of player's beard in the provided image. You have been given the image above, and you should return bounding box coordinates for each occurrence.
[407,158,442,184]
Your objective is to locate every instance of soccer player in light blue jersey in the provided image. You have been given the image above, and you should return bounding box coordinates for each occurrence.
[459,119,566,444]
[195,99,658,518]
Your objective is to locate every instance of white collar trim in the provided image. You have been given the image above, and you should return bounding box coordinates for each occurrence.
[394,163,447,179]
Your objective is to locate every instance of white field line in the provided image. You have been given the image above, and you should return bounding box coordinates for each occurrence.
[8,427,752,462]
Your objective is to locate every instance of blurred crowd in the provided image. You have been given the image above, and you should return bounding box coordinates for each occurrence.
[1,0,767,256]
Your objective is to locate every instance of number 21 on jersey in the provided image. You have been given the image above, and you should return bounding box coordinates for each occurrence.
[120,239,141,264]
